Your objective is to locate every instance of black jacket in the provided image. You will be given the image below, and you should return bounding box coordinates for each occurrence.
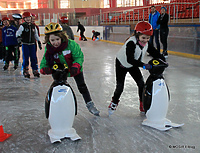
[157,13,169,29]
[77,23,85,32]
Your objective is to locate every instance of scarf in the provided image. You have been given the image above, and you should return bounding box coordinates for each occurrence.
[45,41,68,67]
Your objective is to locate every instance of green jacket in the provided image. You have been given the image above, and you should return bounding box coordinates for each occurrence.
[40,39,84,77]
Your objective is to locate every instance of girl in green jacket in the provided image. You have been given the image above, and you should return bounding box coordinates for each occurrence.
[40,22,100,116]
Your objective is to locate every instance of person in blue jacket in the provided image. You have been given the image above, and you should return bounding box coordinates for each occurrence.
[2,17,18,70]
[149,5,160,53]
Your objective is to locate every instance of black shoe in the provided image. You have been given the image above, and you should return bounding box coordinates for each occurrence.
[84,39,87,41]
[162,50,168,58]
[33,70,40,77]
[23,68,30,78]
[3,65,9,70]
[14,65,18,70]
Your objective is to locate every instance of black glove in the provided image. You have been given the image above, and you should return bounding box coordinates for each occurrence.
[17,37,22,47]
[38,41,42,50]
[70,67,78,76]
[143,64,152,70]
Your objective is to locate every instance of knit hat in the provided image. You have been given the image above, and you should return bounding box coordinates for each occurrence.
[161,7,167,11]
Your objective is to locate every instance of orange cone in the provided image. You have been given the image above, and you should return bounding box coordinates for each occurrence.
[0,125,12,142]
[93,38,95,41]
[79,36,82,41]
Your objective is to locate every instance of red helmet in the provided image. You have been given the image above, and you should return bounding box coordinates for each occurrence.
[60,16,68,23]
[31,13,37,17]
[22,12,31,18]
[92,30,95,33]
[2,17,10,21]
[134,21,153,36]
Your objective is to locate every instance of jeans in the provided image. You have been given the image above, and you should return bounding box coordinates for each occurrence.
[150,29,160,52]
[22,44,38,70]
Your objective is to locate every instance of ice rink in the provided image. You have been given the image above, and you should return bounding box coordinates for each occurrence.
[0,37,200,153]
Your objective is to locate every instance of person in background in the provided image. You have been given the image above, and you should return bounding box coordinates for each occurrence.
[157,6,169,58]
[92,30,100,40]
[40,22,100,116]
[31,13,40,37]
[16,11,42,78]
[77,21,87,41]
[60,16,74,40]
[2,17,18,70]
[108,21,165,115]
[11,13,22,29]
[149,5,160,53]
[11,13,23,65]
[0,20,4,62]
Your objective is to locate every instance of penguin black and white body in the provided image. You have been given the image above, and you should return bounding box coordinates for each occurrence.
[142,59,184,131]
[45,63,81,143]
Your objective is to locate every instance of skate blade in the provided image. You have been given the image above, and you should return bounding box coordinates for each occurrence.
[108,109,115,116]
[166,123,184,128]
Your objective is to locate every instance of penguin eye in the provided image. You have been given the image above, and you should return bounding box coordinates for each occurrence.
[55,24,59,29]
[45,27,49,31]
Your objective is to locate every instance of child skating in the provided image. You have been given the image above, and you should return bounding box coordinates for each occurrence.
[40,22,100,116]
[108,21,165,115]
[16,11,42,78]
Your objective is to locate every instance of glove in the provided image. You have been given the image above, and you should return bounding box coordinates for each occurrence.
[40,67,52,75]
[70,63,81,76]
[17,37,22,47]
[38,41,42,50]
[143,64,152,70]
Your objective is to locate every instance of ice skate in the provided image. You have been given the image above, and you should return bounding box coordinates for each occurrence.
[33,70,40,78]
[3,64,9,70]
[108,102,118,116]
[86,101,100,116]
[140,100,145,113]
[162,50,168,59]
[23,68,30,78]
[14,65,18,70]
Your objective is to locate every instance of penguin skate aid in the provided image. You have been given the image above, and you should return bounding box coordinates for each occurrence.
[40,22,100,116]
[142,58,184,131]
[44,63,81,143]
[108,21,165,116]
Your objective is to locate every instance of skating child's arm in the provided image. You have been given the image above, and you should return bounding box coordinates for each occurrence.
[126,41,144,67]
[69,40,84,76]
[16,25,23,38]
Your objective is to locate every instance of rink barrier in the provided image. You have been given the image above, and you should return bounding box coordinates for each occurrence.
[74,35,200,60]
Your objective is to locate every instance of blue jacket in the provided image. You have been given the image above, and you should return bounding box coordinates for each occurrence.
[149,11,160,30]
[2,25,18,46]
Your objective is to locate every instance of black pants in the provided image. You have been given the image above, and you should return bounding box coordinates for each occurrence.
[80,31,87,40]
[0,43,4,60]
[74,72,91,103]
[4,45,18,66]
[150,29,160,52]
[160,28,169,51]
[112,59,144,104]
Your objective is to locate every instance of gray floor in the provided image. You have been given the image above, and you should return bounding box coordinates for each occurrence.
[0,37,200,153]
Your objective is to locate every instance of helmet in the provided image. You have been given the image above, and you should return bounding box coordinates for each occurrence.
[44,22,63,35]
[31,13,37,17]
[12,13,22,20]
[2,17,10,21]
[60,16,68,23]
[92,30,95,33]
[22,12,31,18]
[134,21,153,36]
